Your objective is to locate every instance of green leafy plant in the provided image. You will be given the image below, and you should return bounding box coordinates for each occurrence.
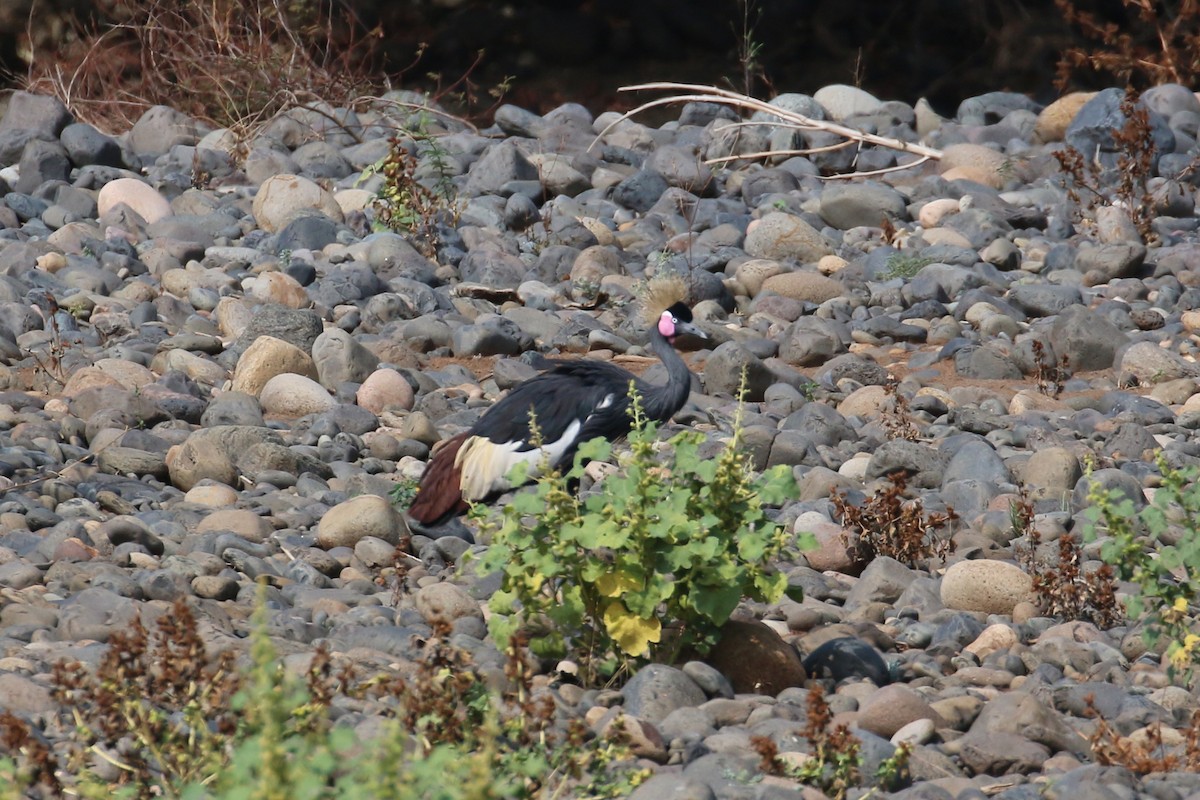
[1089,456,1200,683]
[363,122,461,255]
[388,476,421,509]
[475,383,807,684]
[881,253,933,280]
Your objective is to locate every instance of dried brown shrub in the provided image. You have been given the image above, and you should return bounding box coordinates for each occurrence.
[1055,0,1200,89]
[1051,87,1160,241]
[832,472,957,568]
[23,0,388,134]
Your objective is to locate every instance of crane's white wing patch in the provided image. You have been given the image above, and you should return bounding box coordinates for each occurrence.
[455,419,582,501]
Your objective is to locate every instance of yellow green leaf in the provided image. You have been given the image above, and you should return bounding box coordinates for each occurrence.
[603,600,661,657]
[596,569,641,598]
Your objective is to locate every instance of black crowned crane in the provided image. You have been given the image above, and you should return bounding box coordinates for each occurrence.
[407,275,706,525]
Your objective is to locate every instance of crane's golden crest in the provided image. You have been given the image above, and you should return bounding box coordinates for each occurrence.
[638,272,689,326]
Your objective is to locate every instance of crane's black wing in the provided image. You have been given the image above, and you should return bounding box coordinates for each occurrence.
[469,360,639,450]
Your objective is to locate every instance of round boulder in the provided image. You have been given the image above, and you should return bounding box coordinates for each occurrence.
[316,494,407,549]
[940,559,1034,615]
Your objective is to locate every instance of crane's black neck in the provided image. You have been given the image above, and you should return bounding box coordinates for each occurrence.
[641,327,695,422]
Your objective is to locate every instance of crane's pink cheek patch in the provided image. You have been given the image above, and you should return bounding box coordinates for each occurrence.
[658,314,675,337]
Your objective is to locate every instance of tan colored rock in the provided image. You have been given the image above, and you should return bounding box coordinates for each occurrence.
[599,714,667,762]
[60,366,124,398]
[1022,446,1082,502]
[196,508,273,543]
[856,685,947,739]
[356,368,415,413]
[921,227,974,248]
[91,358,156,391]
[817,254,849,275]
[414,582,482,626]
[317,493,406,548]
[964,623,1020,660]
[838,385,887,418]
[215,296,254,339]
[259,373,335,417]
[918,197,961,228]
[252,173,344,234]
[183,483,240,507]
[97,178,173,224]
[333,188,374,215]
[1008,390,1072,415]
[1182,309,1200,333]
[248,271,310,309]
[151,349,229,387]
[1035,92,1097,142]
[940,559,1035,615]
[744,212,834,263]
[760,271,844,303]
[938,143,1010,189]
[734,258,785,296]
[233,335,318,396]
[800,518,858,574]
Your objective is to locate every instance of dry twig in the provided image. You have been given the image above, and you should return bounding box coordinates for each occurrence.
[591,82,942,179]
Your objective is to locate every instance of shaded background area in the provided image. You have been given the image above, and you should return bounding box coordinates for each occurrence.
[0,0,1151,118]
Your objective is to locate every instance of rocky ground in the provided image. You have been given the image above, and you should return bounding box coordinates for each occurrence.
[0,80,1198,799]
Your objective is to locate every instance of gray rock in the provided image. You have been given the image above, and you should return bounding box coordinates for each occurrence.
[312,328,380,389]
[0,91,72,136]
[61,123,122,167]
[703,341,778,401]
[779,316,847,366]
[463,141,538,196]
[943,439,1010,485]
[202,391,266,428]
[613,169,669,212]
[1007,284,1083,318]
[818,181,907,229]
[1119,340,1200,384]
[458,248,527,288]
[629,773,716,800]
[1066,88,1174,173]
[681,661,735,699]
[681,752,761,800]
[127,104,203,161]
[1073,241,1147,282]
[956,730,1050,775]
[954,344,1023,380]
[968,691,1090,755]
[622,664,706,724]
[451,316,531,357]
[276,214,340,253]
[1049,305,1129,371]
[1072,467,1146,512]
[845,556,918,606]
[16,139,71,193]
[866,440,949,487]
[646,144,713,194]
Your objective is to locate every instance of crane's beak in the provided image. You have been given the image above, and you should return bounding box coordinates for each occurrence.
[674,320,708,340]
